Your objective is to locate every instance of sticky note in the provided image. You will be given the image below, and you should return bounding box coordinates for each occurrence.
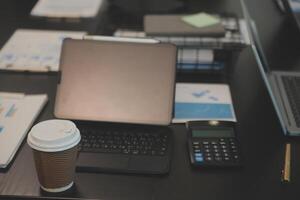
[181,12,220,28]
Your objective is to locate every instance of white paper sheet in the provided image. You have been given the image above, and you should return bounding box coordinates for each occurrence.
[172,83,236,123]
[30,0,104,18]
[0,92,48,168]
[0,29,86,72]
[178,49,213,64]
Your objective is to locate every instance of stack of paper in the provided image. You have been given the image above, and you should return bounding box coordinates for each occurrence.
[172,83,236,123]
[0,92,48,168]
[30,0,105,18]
[176,48,223,70]
[0,29,86,72]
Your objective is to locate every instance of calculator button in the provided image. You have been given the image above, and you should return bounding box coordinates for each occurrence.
[204,145,210,149]
[195,156,204,162]
[221,145,227,149]
[213,149,219,153]
[212,145,218,149]
[224,157,230,161]
[220,142,226,145]
[233,155,239,160]
[215,153,221,157]
[211,141,217,145]
[195,153,203,157]
[193,145,200,149]
[205,149,210,153]
[232,149,238,153]
[205,157,213,161]
[222,149,228,153]
[219,138,225,142]
[224,153,229,157]
[203,141,209,145]
[205,153,212,157]
[194,149,201,153]
[215,157,222,161]
[193,141,200,145]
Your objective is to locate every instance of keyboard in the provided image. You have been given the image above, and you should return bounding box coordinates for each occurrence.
[79,128,169,156]
[282,75,300,127]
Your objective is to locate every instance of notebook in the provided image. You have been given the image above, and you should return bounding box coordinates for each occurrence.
[144,14,226,37]
[54,38,177,174]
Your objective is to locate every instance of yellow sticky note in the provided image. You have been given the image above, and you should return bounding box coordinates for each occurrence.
[181,12,220,28]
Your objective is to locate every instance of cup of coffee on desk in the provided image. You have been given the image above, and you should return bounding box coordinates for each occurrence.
[27,119,81,193]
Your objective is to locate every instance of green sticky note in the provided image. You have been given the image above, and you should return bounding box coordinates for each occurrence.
[181,12,220,28]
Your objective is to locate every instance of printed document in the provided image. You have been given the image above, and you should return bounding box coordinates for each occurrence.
[173,83,236,123]
[0,29,86,72]
[30,0,104,18]
[0,92,48,168]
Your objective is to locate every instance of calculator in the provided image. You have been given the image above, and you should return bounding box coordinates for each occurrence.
[186,121,242,167]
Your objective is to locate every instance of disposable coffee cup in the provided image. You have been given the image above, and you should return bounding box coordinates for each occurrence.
[27,119,81,193]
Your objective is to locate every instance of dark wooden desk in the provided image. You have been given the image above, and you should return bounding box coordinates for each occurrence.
[0,0,299,199]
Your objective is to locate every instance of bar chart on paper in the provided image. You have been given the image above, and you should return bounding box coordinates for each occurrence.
[173,83,236,123]
[0,92,48,168]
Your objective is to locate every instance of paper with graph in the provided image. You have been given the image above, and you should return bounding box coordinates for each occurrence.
[0,92,48,168]
[0,29,86,72]
[173,83,236,123]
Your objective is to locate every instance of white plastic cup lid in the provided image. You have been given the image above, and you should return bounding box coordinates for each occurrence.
[27,119,81,152]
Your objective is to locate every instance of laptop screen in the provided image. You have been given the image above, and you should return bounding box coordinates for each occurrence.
[54,38,177,125]
[241,0,287,133]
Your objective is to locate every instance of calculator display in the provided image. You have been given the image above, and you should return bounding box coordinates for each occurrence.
[192,128,234,138]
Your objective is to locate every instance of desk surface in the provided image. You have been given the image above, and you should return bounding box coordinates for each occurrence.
[0,0,300,200]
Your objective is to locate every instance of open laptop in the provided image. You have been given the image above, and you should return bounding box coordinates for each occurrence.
[281,0,300,32]
[54,38,177,174]
[241,0,300,136]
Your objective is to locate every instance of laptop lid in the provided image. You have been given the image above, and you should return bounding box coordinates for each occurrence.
[241,0,287,134]
[54,38,177,125]
[282,0,300,33]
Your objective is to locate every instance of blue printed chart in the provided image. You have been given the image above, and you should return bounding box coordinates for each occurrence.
[0,100,17,134]
[172,83,236,123]
[0,29,86,72]
[0,92,48,168]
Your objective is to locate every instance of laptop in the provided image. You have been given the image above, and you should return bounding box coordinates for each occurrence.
[241,0,300,136]
[281,0,300,32]
[54,38,177,174]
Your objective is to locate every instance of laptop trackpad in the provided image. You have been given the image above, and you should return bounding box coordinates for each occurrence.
[76,152,129,171]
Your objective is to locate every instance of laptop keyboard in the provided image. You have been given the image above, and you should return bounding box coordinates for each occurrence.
[79,128,169,156]
[282,75,300,127]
